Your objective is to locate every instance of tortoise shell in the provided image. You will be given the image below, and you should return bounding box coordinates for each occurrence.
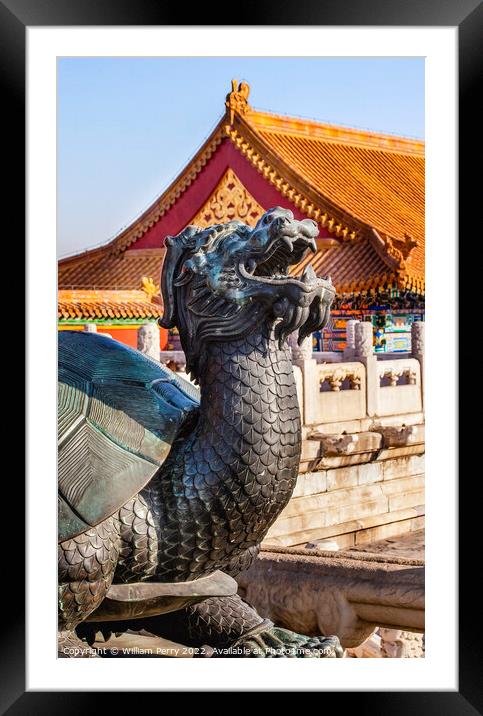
[58,331,199,542]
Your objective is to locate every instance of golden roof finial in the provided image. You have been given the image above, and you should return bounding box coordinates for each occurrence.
[226,79,251,125]
[141,276,158,301]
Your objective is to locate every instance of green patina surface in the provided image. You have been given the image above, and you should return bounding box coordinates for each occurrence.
[58,330,200,541]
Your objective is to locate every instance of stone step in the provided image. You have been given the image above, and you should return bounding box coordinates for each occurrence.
[281,475,424,521]
[265,505,425,547]
[266,497,425,542]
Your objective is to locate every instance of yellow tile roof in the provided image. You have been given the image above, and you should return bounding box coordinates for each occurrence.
[59,248,165,290]
[58,289,163,321]
[229,93,424,291]
[257,124,423,248]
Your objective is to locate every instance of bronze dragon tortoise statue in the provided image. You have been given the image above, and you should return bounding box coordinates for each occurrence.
[58,207,342,658]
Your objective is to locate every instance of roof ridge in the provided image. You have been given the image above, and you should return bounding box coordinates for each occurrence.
[225,79,424,154]
[245,107,425,156]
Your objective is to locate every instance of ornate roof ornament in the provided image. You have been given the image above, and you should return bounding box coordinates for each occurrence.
[226,79,251,124]
[371,229,407,270]
[141,276,158,300]
[400,233,420,259]
[191,168,264,227]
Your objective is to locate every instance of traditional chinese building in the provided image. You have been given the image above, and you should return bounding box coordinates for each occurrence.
[58,80,424,352]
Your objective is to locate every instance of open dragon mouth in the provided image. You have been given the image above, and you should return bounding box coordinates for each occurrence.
[239,232,325,289]
[236,232,335,347]
[247,234,317,279]
[159,207,336,376]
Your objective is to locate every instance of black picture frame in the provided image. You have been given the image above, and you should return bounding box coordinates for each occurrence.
[4,0,478,710]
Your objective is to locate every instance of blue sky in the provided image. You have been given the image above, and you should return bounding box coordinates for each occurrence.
[58,57,424,257]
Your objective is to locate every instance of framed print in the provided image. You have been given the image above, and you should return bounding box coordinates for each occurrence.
[2,0,478,708]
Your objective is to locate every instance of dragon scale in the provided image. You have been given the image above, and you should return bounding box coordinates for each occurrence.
[141,325,301,582]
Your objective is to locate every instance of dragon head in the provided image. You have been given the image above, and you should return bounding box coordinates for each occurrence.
[159,207,335,379]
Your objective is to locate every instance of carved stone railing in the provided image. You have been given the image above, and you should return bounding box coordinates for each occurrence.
[300,359,422,425]
[154,322,424,413]
[158,351,187,371]
[304,362,367,424]
[376,358,422,416]
[380,366,417,386]
[297,323,424,425]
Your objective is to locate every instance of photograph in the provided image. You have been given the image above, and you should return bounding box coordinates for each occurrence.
[8,11,468,703]
[57,56,426,660]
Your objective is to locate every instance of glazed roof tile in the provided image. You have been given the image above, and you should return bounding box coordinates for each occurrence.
[58,290,163,321]
[59,248,165,291]
[256,125,424,254]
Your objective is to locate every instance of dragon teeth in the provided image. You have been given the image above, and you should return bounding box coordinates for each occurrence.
[302,263,317,283]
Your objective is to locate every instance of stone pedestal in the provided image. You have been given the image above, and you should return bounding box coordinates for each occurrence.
[238,549,425,651]
[137,323,160,362]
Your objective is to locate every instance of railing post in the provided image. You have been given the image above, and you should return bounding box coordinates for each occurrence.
[411,321,425,408]
[289,332,316,425]
[289,333,312,366]
[343,319,359,360]
[137,322,160,362]
[355,321,378,417]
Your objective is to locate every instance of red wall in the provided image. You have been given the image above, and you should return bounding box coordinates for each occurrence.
[97,326,169,349]
[132,139,332,250]
[58,325,169,350]
[97,327,138,347]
